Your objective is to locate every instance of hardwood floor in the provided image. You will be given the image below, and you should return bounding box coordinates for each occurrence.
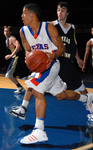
[0,74,93,93]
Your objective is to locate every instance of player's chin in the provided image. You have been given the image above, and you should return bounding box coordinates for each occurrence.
[22,20,26,25]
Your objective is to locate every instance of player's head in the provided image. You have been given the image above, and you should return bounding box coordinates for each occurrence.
[57,2,69,21]
[21,3,41,25]
[4,26,12,38]
[57,2,69,12]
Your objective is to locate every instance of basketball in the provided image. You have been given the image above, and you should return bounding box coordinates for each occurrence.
[25,50,48,73]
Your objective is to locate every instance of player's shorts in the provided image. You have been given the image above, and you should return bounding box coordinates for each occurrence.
[25,60,67,96]
[5,56,19,78]
[58,57,86,91]
[5,50,30,78]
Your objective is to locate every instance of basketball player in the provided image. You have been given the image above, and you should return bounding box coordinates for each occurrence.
[49,2,87,94]
[10,3,93,144]
[82,27,93,122]
[4,26,30,94]
[82,27,93,72]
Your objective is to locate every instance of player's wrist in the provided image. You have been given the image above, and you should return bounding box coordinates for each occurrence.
[53,53,57,60]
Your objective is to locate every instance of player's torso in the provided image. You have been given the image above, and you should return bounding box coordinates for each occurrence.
[54,20,76,60]
[21,22,57,54]
[6,36,16,57]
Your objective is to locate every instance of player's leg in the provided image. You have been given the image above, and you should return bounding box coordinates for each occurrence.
[5,57,24,94]
[49,71,93,113]
[58,57,88,95]
[56,90,80,100]
[9,76,24,94]
[9,87,32,120]
[19,89,48,144]
[56,90,93,113]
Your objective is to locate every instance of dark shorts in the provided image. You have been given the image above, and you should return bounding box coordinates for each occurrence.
[58,57,82,90]
[6,50,31,78]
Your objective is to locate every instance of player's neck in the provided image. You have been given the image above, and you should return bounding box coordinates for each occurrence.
[30,19,40,35]
[59,19,70,29]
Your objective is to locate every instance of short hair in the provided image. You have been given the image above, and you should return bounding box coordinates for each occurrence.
[23,3,41,19]
[4,26,12,32]
[57,2,69,12]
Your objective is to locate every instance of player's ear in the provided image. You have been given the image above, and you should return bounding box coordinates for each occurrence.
[30,12,36,17]
[67,12,69,16]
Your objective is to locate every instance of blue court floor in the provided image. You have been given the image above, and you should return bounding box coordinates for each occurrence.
[0,85,93,150]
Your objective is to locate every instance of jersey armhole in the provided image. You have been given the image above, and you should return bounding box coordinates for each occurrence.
[45,22,52,42]
[21,27,26,38]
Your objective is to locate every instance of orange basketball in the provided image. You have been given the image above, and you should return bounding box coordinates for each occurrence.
[25,50,48,73]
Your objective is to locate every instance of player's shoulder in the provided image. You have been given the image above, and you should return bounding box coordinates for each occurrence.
[47,21,58,33]
[71,24,75,29]
[20,26,27,32]
[53,20,59,26]
[20,26,28,37]
[86,38,93,46]
[90,38,93,43]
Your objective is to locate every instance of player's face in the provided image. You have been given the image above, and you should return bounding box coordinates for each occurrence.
[57,6,68,21]
[21,7,32,25]
[4,28,11,38]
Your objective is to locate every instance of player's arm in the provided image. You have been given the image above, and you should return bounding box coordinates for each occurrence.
[73,29,84,68]
[20,29,31,56]
[9,36,21,56]
[47,23,65,62]
[47,21,54,24]
[5,36,21,60]
[82,40,92,72]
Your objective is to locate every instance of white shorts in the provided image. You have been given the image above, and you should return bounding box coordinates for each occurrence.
[25,60,67,96]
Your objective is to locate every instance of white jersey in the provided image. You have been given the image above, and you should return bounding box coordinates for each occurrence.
[21,22,57,54]
[20,21,67,95]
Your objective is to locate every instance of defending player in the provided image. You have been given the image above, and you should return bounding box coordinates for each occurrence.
[9,3,93,144]
[49,2,87,94]
[82,27,93,72]
[82,27,93,122]
[4,26,30,94]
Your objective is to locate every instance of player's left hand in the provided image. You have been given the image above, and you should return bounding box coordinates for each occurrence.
[77,58,84,68]
[5,54,12,60]
[45,52,55,69]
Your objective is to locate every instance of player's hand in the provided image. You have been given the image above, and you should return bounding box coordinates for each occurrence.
[25,51,31,63]
[77,58,84,68]
[5,54,12,60]
[82,65,86,72]
[45,52,55,69]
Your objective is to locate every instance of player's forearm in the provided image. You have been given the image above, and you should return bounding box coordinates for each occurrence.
[54,45,65,59]
[11,45,21,57]
[75,48,80,60]
[83,52,90,66]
